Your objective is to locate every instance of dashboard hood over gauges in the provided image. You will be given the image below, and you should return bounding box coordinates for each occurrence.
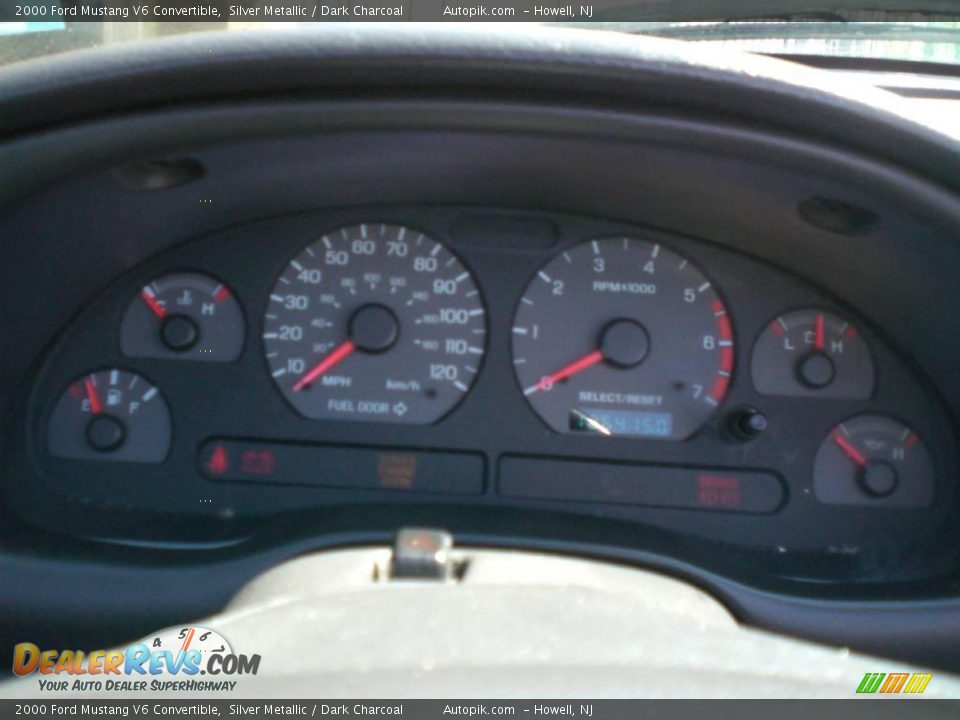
[3,24,960,676]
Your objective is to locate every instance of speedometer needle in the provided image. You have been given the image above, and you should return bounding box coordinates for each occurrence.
[292,340,357,392]
[524,349,604,396]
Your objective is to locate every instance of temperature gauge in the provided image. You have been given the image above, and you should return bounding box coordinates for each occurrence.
[814,415,934,506]
[751,309,873,398]
[121,272,244,362]
[47,369,171,463]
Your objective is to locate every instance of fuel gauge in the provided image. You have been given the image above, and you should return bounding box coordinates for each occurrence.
[121,272,244,362]
[814,415,934,507]
[47,369,171,463]
[751,309,873,398]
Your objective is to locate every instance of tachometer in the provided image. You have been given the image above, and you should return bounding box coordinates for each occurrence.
[263,224,486,424]
[512,237,733,440]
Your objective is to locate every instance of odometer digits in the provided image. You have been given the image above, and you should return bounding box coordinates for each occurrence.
[263,224,486,424]
[512,237,734,440]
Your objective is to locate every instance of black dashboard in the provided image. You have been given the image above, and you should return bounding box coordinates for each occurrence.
[3,26,960,671]
[7,205,958,588]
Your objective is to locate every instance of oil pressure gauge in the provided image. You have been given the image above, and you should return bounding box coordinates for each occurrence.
[814,415,934,507]
[751,309,873,399]
[121,272,245,362]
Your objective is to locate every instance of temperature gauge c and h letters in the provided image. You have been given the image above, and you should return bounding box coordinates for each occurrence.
[121,272,245,362]
[751,309,873,399]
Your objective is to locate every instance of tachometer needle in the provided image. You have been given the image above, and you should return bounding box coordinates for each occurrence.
[833,431,867,467]
[292,340,357,392]
[525,349,604,395]
[141,289,167,319]
[84,378,102,415]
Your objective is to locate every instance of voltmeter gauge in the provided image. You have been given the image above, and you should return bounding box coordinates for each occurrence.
[121,272,245,362]
[751,310,873,399]
[47,369,171,463]
[814,415,934,507]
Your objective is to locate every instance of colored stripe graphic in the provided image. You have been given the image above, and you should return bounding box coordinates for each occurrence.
[904,673,933,694]
[880,673,909,693]
[857,673,886,694]
[857,672,933,694]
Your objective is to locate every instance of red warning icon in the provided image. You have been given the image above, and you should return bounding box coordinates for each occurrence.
[205,444,230,477]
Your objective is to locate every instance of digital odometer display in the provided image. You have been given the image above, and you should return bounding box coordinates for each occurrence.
[263,224,486,424]
[570,408,674,438]
[512,237,734,440]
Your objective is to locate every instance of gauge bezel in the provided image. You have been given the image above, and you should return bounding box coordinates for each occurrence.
[44,366,173,464]
[813,412,937,508]
[259,221,490,426]
[509,234,737,442]
[750,306,877,400]
[120,269,248,364]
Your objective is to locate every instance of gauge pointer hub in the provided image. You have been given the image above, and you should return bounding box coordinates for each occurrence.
[292,304,402,393]
[349,303,400,354]
[859,461,899,497]
[160,314,200,352]
[525,319,651,395]
[85,415,126,452]
[599,318,650,369]
[796,351,836,389]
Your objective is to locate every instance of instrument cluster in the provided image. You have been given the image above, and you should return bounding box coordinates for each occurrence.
[5,207,956,585]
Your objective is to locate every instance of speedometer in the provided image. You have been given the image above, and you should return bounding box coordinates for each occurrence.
[512,237,734,440]
[263,224,486,424]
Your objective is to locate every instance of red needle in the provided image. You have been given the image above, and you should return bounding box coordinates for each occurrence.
[84,379,102,415]
[292,340,357,392]
[833,431,867,467]
[526,349,605,395]
[141,290,167,319]
[180,627,196,654]
[815,313,825,350]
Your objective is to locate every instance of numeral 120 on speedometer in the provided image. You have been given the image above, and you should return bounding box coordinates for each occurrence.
[263,224,487,424]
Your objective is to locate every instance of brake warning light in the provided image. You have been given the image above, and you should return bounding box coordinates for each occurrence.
[696,473,741,508]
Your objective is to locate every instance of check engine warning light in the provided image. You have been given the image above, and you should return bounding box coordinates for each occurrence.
[696,473,741,508]
[377,454,417,489]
